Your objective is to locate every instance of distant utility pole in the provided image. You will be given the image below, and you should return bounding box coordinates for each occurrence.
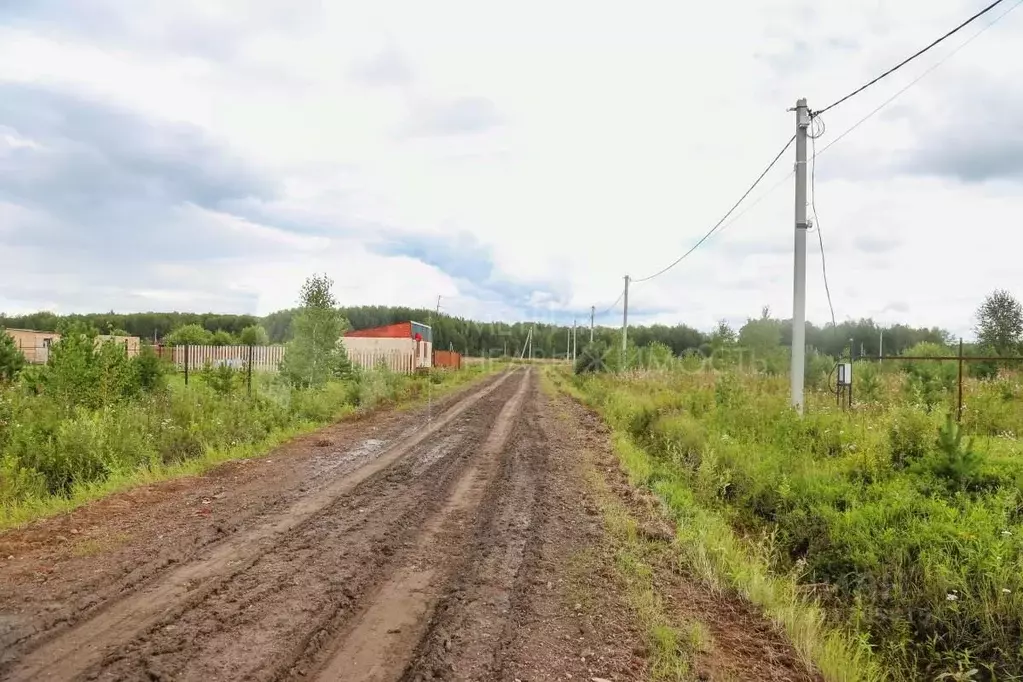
[590,305,595,344]
[879,330,884,358]
[519,325,532,360]
[572,319,577,363]
[790,98,810,414]
[622,275,630,368]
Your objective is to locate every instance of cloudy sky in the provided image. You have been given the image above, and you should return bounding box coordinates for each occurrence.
[1,0,1020,337]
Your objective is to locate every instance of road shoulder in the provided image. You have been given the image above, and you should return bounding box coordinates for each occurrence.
[529,373,823,682]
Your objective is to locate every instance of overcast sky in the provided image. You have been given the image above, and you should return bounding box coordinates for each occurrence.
[1,0,1021,337]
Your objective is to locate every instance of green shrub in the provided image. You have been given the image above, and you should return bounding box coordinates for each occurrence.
[201,362,242,396]
[927,414,985,493]
[572,368,1023,680]
[575,341,612,374]
[679,349,704,372]
[888,406,934,468]
[0,329,25,383]
[804,351,835,390]
[651,412,707,470]
[854,360,882,403]
[133,344,167,391]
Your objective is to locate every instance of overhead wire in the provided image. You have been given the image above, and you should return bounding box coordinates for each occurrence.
[806,0,1021,334]
[716,168,794,236]
[631,133,796,284]
[809,119,836,331]
[814,0,1023,159]
[591,0,1021,322]
[813,0,1010,117]
[594,290,625,317]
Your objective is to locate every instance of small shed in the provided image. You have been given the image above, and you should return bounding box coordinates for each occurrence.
[343,321,433,372]
[2,329,142,364]
[3,328,61,364]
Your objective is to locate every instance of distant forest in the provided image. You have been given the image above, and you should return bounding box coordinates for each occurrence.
[1,306,951,359]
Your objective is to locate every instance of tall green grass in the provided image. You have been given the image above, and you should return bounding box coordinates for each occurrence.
[563,367,1023,681]
[0,358,494,529]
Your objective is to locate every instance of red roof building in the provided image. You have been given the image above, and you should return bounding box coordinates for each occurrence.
[344,321,432,343]
[343,321,433,371]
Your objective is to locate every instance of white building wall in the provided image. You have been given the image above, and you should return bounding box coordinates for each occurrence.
[342,337,433,373]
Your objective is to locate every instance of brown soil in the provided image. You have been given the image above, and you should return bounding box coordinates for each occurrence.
[0,367,823,682]
[551,389,824,682]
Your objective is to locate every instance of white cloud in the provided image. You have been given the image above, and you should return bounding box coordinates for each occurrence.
[1,0,1022,337]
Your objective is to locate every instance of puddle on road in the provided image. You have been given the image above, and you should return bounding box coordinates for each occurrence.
[309,438,388,478]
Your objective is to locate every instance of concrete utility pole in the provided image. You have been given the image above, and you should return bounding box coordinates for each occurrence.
[529,324,534,360]
[572,319,577,363]
[622,275,630,368]
[879,330,884,358]
[518,326,531,359]
[791,98,810,414]
[590,305,595,344]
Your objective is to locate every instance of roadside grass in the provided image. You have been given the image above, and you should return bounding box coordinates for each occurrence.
[0,363,498,531]
[602,495,697,682]
[546,367,887,682]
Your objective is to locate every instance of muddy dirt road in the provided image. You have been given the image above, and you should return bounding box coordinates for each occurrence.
[0,367,819,682]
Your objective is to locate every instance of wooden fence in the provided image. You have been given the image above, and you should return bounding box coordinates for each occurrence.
[347,349,417,374]
[433,350,462,370]
[166,344,421,375]
[171,345,286,373]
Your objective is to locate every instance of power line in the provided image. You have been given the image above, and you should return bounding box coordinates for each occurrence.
[594,290,624,317]
[810,129,836,330]
[631,133,796,284]
[814,0,1022,159]
[716,168,794,237]
[814,0,1010,117]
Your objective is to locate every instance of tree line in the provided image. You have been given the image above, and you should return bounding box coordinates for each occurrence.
[0,305,962,359]
[5,287,1021,360]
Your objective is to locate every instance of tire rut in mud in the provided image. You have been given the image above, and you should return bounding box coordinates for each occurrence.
[301,369,534,682]
[398,378,546,682]
[0,373,509,670]
[1,370,518,682]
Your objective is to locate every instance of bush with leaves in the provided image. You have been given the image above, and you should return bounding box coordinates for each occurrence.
[574,341,610,374]
[210,330,237,346]
[133,344,167,391]
[239,325,269,346]
[200,362,242,395]
[0,329,25,383]
[853,360,882,402]
[901,342,956,412]
[164,324,214,346]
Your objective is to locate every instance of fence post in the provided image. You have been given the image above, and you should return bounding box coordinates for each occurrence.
[247,344,253,396]
[849,341,855,409]
[957,338,964,423]
[184,343,190,386]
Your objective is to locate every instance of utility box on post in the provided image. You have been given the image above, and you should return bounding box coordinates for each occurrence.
[837,363,852,387]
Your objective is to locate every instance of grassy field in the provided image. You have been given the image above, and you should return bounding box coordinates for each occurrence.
[0,347,497,529]
[559,361,1023,681]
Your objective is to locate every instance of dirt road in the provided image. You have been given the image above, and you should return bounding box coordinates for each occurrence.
[0,367,819,682]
